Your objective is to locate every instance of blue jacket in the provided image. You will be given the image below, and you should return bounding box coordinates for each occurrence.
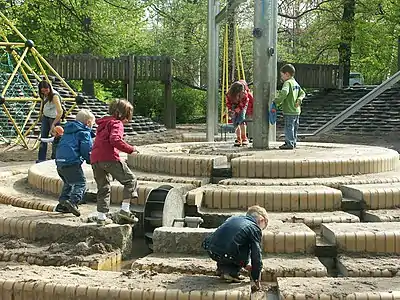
[55,120,93,167]
[202,215,263,281]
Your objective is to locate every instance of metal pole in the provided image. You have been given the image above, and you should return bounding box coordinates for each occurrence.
[269,0,278,142]
[207,0,217,142]
[398,36,400,72]
[253,0,276,149]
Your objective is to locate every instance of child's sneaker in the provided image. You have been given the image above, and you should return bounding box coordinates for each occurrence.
[222,273,244,283]
[118,210,139,224]
[97,218,113,226]
[233,140,242,147]
[63,200,81,217]
[53,203,69,213]
[242,139,249,146]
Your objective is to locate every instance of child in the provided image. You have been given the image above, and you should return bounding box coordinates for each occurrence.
[274,64,305,150]
[90,99,139,226]
[202,205,268,291]
[54,109,95,216]
[226,80,254,147]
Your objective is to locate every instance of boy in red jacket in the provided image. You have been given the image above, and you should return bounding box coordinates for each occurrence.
[226,80,253,147]
[90,99,139,226]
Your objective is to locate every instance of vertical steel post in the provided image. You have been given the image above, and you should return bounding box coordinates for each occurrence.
[253,0,276,149]
[269,0,278,142]
[207,0,218,142]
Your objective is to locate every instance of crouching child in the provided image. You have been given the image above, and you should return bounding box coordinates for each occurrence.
[202,205,268,292]
[54,109,95,216]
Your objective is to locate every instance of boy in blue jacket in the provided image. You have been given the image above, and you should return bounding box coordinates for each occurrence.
[202,205,268,292]
[53,109,95,217]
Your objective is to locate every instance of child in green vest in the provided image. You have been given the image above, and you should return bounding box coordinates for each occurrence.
[274,64,305,150]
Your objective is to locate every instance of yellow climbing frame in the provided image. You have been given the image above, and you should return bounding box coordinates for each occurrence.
[0,11,78,150]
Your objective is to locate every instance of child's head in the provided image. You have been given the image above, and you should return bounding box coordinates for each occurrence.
[76,109,95,128]
[108,99,133,124]
[280,64,295,82]
[246,205,269,230]
[228,81,246,104]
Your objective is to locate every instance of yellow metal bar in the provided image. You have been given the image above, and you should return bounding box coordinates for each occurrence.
[236,25,246,82]
[3,97,41,101]
[1,104,29,149]
[0,42,26,47]
[0,11,27,41]
[21,101,36,134]
[23,104,42,139]
[1,46,29,97]
[32,48,77,97]
[65,103,76,116]
[224,26,229,124]
[32,51,50,83]
[9,49,42,82]
[221,24,228,124]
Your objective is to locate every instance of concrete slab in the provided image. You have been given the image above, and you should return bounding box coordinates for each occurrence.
[152,223,315,255]
[0,205,133,258]
[337,255,400,277]
[365,209,400,222]
[341,183,400,209]
[220,166,400,189]
[0,263,272,299]
[321,222,400,254]
[132,253,327,282]
[277,277,400,299]
[186,184,342,211]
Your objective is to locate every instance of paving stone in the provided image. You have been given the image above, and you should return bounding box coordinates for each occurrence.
[132,253,327,282]
[277,277,400,299]
[321,222,400,254]
[341,183,400,209]
[364,209,400,222]
[337,255,400,277]
[186,184,342,211]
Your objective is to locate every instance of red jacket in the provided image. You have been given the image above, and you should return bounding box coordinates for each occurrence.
[226,82,254,117]
[90,116,135,163]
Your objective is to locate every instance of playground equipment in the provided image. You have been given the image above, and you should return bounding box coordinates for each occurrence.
[0,11,79,150]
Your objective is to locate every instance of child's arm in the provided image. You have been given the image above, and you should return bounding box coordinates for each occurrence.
[274,81,290,106]
[226,94,232,111]
[295,87,306,107]
[77,131,93,163]
[235,93,250,113]
[248,227,263,282]
[109,121,135,154]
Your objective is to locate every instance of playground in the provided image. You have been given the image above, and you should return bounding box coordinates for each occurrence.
[2,0,400,299]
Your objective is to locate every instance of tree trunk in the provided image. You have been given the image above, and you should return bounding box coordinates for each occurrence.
[338,0,356,87]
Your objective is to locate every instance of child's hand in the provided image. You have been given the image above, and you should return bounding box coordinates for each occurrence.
[251,280,261,293]
[295,99,301,107]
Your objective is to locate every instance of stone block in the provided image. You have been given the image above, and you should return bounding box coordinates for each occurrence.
[337,255,400,277]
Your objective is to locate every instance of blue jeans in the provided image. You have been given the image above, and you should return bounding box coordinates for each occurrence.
[37,116,55,163]
[57,164,86,205]
[284,115,300,147]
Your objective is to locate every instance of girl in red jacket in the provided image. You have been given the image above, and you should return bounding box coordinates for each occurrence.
[226,80,253,146]
[90,99,139,226]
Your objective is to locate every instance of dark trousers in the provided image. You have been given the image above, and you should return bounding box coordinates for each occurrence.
[51,136,62,160]
[92,161,138,213]
[207,250,245,276]
[57,164,86,205]
[38,116,55,162]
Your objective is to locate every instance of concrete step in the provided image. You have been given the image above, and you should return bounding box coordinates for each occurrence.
[0,262,262,299]
[198,208,359,228]
[0,205,133,258]
[321,222,400,254]
[152,222,316,255]
[132,253,327,282]
[337,255,400,277]
[187,184,342,211]
[365,209,400,222]
[341,183,400,209]
[277,277,400,299]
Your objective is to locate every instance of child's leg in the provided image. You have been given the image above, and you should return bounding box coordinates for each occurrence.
[240,124,247,143]
[55,168,72,213]
[106,161,138,223]
[56,165,81,217]
[282,115,296,149]
[92,163,112,221]
[68,165,86,206]
[293,115,300,147]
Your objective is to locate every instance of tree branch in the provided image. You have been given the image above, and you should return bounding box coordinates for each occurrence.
[278,0,333,20]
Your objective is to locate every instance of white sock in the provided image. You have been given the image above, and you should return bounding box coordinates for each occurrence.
[121,202,130,212]
[98,212,106,220]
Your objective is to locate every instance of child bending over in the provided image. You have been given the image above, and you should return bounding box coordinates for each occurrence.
[226,80,254,147]
[202,205,268,292]
[54,109,95,216]
[274,64,305,150]
[90,99,139,226]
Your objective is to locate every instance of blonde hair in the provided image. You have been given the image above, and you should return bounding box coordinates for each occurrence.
[246,205,268,222]
[108,98,133,121]
[76,109,95,124]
